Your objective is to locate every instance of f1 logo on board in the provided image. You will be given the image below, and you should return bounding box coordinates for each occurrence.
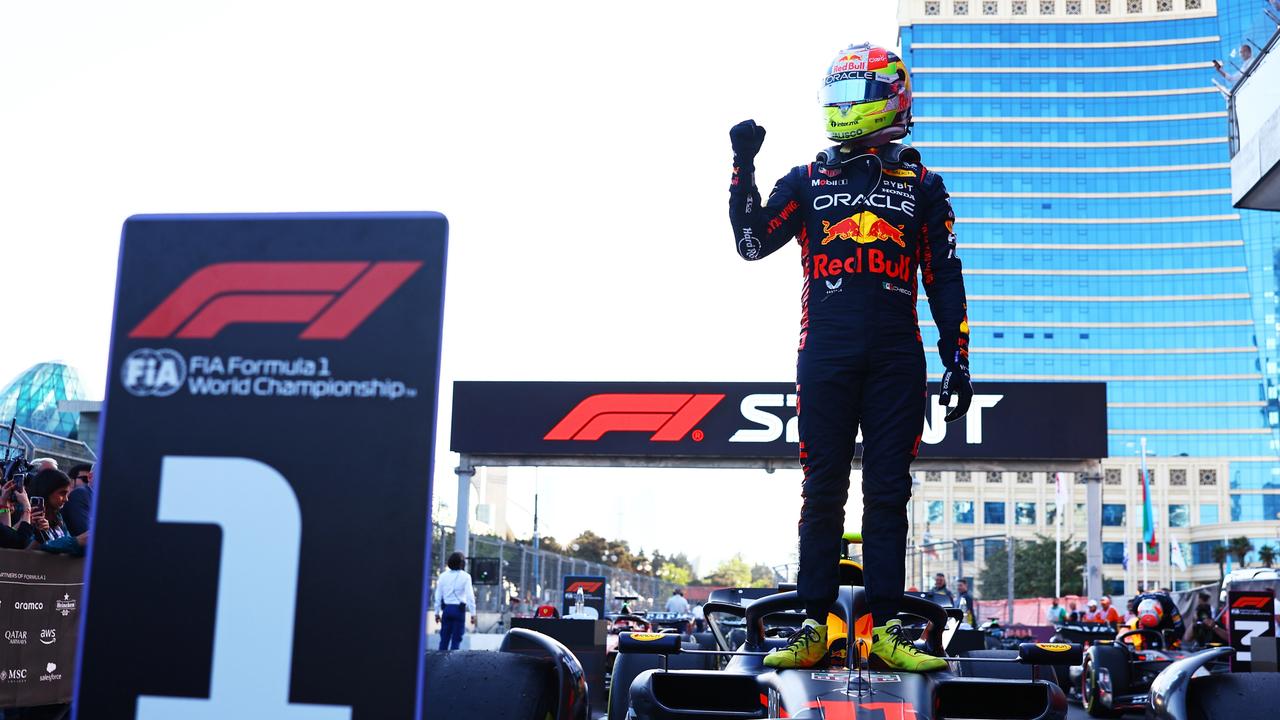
[129,261,422,340]
[1232,595,1273,609]
[544,394,725,442]
[565,582,603,593]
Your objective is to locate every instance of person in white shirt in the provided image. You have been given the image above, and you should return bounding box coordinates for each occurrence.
[433,552,476,651]
[665,588,690,615]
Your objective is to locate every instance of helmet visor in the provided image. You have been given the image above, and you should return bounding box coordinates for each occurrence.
[821,71,898,107]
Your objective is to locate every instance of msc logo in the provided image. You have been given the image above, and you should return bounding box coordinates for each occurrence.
[545,394,725,442]
[122,349,187,397]
[129,261,421,340]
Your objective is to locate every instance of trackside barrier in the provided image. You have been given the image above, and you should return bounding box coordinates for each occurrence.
[0,549,84,708]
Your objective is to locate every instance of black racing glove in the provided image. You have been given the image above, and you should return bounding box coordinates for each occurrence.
[939,363,973,423]
[730,119,767,166]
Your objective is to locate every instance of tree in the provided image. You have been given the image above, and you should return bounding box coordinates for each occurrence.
[1212,544,1228,584]
[657,563,693,586]
[978,535,1085,599]
[568,530,609,564]
[1228,536,1255,569]
[706,554,752,587]
[750,563,778,588]
[1259,545,1276,569]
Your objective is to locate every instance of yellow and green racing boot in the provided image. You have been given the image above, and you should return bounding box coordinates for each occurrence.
[763,619,828,669]
[870,619,946,672]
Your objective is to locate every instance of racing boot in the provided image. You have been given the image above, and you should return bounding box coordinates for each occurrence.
[869,619,946,672]
[763,619,828,669]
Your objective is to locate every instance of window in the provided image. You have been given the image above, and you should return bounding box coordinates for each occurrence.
[987,471,1003,483]
[925,0,941,14]
[984,538,1006,558]
[1231,494,1280,522]
[1046,504,1058,525]
[1017,471,1033,484]
[1200,469,1217,486]
[954,501,975,524]
[1185,0,1200,7]
[1104,579,1126,597]
[1040,0,1055,12]
[1169,469,1187,486]
[1168,504,1189,528]
[983,0,999,13]
[1066,0,1081,11]
[1102,504,1126,526]
[956,471,971,483]
[1015,502,1036,525]
[1012,0,1027,13]
[926,471,942,483]
[954,0,970,14]
[1126,0,1141,11]
[1102,542,1125,564]
[984,501,1007,524]
[1105,468,1121,485]
[1156,0,1171,9]
[1096,0,1110,11]
[1200,503,1219,524]
[1074,503,1086,526]
[956,538,975,562]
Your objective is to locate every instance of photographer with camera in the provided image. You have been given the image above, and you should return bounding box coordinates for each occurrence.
[1184,591,1228,647]
[0,477,38,549]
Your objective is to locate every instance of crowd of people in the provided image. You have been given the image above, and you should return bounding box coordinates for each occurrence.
[0,458,92,555]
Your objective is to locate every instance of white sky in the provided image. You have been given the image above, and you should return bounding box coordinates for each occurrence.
[0,1,899,573]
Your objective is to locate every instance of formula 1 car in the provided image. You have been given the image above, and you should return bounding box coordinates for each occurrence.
[607,533,1081,719]
[1075,628,1228,717]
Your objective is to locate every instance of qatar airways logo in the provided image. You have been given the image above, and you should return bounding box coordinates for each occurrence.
[729,393,1004,444]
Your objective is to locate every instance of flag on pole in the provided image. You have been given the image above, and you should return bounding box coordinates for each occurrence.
[1140,468,1157,557]
[1170,535,1187,571]
[1054,472,1069,514]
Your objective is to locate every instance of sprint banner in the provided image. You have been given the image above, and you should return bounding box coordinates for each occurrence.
[452,381,1108,461]
[78,213,448,720]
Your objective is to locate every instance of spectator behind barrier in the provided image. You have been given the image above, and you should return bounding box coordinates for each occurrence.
[924,573,955,607]
[64,462,94,536]
[27,469,72,544]
[0,479,37,549]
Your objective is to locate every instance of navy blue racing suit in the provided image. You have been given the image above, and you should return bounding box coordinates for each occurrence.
[729,147,969,626]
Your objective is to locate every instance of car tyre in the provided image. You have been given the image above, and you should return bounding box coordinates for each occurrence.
[423,650,555,720]
[1080,650,1123,718]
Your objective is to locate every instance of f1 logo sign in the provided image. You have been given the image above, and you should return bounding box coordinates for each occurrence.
[1232,595,1272,609]
[565,582,603,593]
[544,393,724,442]
[129,261,421,340]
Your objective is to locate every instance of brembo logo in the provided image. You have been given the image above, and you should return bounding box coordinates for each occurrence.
[129,261,421,340]
[545,393,725,442]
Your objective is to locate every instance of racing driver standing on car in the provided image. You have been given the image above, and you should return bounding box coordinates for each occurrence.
[728,43,972,672]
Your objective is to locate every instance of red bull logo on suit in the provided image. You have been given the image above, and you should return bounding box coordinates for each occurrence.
[819,211,907,248]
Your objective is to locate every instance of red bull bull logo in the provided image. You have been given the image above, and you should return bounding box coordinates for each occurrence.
[821,211,906,248]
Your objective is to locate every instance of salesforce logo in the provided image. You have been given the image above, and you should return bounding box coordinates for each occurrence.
[121,349,186,397]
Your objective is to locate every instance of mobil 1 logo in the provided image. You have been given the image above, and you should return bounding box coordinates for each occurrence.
[77,213,448,720]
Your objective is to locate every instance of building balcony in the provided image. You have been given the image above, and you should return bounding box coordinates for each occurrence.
[1228,13,1280,210]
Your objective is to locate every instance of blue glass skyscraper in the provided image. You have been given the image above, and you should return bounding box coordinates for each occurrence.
[899,0,1280,592]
